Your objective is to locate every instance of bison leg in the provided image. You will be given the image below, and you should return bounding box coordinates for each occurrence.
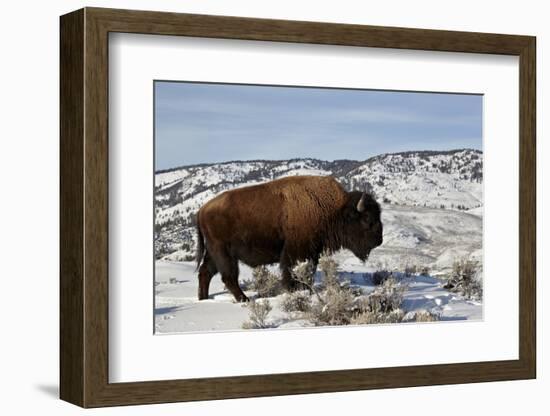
[217,254,248,303]
[222,275,248,302]
[281,266,296,292]
[306,256,320,292]
[281,252,319,293]
[198,252,217,300]
[279,246,298,292]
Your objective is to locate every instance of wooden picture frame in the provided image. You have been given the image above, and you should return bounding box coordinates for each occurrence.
[60,7,536,408]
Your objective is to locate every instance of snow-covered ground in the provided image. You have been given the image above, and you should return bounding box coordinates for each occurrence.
[154,151,483,334]
[366,204,483,275]
[155,236,482,335]
[155,204,483,334]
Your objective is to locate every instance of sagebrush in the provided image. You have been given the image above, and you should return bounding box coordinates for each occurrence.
[242,299,272,329]
[371,270,392,286]
[319,253,339,288]
[350,309,405,325]
[281,290,312,313]
[364,277,405,314]
[308,284,356,326]
[250,266,283,298]
[419,266,430,276]
[404,263,417,277]
[351,279,440,325]
[291,260,316,291]
[244,254,442,328]
[403,309,440,322]
[307,263,412,326]
[444,258,483,300]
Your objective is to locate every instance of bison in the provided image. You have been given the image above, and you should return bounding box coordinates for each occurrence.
[195,175,383,302]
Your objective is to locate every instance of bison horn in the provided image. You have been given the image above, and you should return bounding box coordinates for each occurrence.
[357,192,366,212]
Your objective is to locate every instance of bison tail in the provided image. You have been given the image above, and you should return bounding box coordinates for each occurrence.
[195,220,205,271]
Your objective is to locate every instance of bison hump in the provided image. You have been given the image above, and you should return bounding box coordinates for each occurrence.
[278,176,347,239]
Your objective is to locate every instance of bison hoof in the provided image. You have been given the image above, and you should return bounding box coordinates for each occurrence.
[236,294,249,303]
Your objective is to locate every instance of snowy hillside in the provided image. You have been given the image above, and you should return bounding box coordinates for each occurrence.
[155,258,482,334]
[154,149,483,262]
[154,149,483,334]
[343,150,482,209]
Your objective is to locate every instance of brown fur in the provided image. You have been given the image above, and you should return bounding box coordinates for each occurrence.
[196,175,383,302]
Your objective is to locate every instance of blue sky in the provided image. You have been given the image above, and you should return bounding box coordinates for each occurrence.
[155,81,482,171]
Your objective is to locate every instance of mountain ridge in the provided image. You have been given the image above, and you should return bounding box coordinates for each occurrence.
[155,148,481,175]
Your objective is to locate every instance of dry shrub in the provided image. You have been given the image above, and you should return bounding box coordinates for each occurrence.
[291,261,315,291]
[307,253,360,326]
[404,263,418,277]
[239,279,253,291]
[319,253,339,288]
[371,270,392,286]
[350,309,405,325]
[251,266,282,298]
[349,278,410,325]
[341,280,364,297]
[283,254,436,327]
[365,277,405,314]
[242,299,272,329]
[372,259,391,271]
[281,291,312,313]
[444,258,483,301]
[403,309,440,322]
[308,285,356,326]
[351,308,440,325]
[305,256,409,327]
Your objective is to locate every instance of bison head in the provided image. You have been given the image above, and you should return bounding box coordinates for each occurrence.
[342,191,383,261]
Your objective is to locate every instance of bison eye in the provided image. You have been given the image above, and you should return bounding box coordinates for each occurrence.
[361,216,378,230]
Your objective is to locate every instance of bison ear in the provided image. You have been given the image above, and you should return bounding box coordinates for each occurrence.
[356,192,366,212]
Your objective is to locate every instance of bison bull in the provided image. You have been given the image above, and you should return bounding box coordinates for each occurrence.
[195,175,383,302]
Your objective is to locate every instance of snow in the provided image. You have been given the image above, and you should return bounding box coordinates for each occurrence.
[366,204,482,274]
[153,150,484,334]
[155,253,482,334]
[466,206,484,216]
[399,275,482,321]
[155,261,252,333]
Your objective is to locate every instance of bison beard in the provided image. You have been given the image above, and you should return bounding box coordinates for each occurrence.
[195,175,383,302]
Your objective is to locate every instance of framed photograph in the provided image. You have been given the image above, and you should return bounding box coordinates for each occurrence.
[60,7,536,408]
